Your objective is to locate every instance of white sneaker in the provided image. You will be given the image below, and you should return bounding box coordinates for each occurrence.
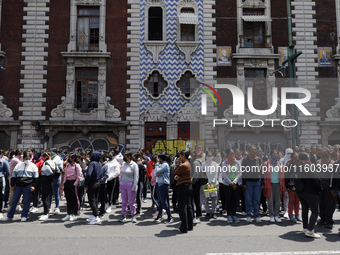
[283,211,289,219]
[39,215,48,221]
[54,208,60,215]
[87,215,95,223]
[30,207,39,213]
[305,230,321,239]
[106,207,112,213]
[49,208,53,214]
[196,218,201,223]
[246,217,252,223]
[201,205,205,212]
[241,211,247,216]
[142,199,147,203]
[89,216,101,225]
[70,215,77,221]
[275,216,282,223]
[255,217,262,223]
[21,217,27,222]
[193,218,198,224]
[2,216,13,221]
[131,216,137,223]
[62,215,71,221]
[111,204,116,209]
[303,229,307,233]
[0,213,3,219]
[16,205,22,211]
[270,216,275,223]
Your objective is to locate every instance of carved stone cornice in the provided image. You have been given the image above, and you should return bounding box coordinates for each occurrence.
[175,41,200,64]
[75,0,102,5]
[241,0,266,8]
[143,41,168,64]
[173,103,203,122]
[326,97,340,120]
[140,103,170,122]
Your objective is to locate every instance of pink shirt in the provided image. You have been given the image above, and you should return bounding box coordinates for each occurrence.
[63,163,82,187]
[9,156,22,179]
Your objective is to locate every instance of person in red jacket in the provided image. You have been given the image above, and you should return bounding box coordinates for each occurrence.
[263,150,286,223]
[147,156,156,207]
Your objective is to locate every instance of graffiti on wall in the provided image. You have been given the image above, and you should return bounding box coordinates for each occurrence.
[151,139,205,156]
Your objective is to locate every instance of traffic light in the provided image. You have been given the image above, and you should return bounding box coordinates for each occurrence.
[32,121,41,131]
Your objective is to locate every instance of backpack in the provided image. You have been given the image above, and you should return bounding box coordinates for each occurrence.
[44,161,57,179]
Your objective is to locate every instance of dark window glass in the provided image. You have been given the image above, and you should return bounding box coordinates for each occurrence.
[148,7,163,41]
[144,71,167,98]
[76,68,98,113]
[77,8,99,51]
[244,69,267,110]
[176,71,198,97]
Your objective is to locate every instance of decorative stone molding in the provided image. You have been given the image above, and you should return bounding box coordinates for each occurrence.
[173,103,204,122]
[144,0,166,42]
[51,96,67,118]
[250,59,262,67]
[140,103,171,122]
[51,52,113,121]
[326,98,340,119]
[177,0,198,15]
[0,96,13,120]
[241,0,266,8]
[174,69,200,99]
[75,0,101,4]
[143,41,168,63]
[175,41,200,64]
[141,69,169,100]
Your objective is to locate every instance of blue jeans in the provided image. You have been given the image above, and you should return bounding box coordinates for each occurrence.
[244,179,261,218]
[4,177,9,206]
[157,184,171,219]
[7,184,32,218]
[49,174,61,209]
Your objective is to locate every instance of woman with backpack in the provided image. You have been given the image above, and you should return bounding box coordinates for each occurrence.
[62,153,82,222]
[38,152,56,221]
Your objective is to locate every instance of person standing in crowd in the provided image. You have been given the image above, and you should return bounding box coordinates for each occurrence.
[263,150,285,223]
[174,150,193,233]
[30,150,43,214]
[316,148,337,229]
[260,155,268,216]
[151,156,159,217]
[84,151,103,225]
[62,154,82,222]
[191,152,205,224]
[154,153,174,224]
[77,152,88,211]
[103,151,120,213]
[171,152,180,212]
[49,150,63,215]
[295,152,322,238]
[309,146,317,164]
[98,155,110,219]
[146,155,155,208]
[2,152,39,222]
[242,145,263,223]
[222,149,242,223]
[38,152,56,221]
[135,153,146,216]
[203,151,219,220]
[9,149,23,211]
[215,152,225,214]
[280,148,294,220]
[0,154,10,219]
[285,152,302,223]
[118,151,139,223]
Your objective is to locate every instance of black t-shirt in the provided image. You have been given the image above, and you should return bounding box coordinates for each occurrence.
[241,156,263,183]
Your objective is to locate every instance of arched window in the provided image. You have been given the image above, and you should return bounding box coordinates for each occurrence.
[144,71,168,98]
[148,7,163,41]
[176,71,198,98]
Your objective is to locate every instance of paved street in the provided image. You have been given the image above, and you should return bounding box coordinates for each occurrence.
[1,196,340,255]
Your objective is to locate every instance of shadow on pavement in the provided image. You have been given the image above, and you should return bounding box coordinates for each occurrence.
[279,231,315,242]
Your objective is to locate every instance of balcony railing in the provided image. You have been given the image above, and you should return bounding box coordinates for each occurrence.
[239,35,272,48]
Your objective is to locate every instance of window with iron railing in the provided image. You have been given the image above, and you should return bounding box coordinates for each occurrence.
[77,8,100,51]
[76,68,98,113]
[144,71,168,98]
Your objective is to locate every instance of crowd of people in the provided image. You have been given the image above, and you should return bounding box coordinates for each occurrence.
[0,144,339,238]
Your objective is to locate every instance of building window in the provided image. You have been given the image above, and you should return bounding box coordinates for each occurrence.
[178,122,199,140]
[243,9,265,48]
[77,8,100,51]
[148,7,163,41]
[180,8,195,41]
[244,69,267,110]
[176,71,198,98]
[76,68,98,113]
[144,71,168,98]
